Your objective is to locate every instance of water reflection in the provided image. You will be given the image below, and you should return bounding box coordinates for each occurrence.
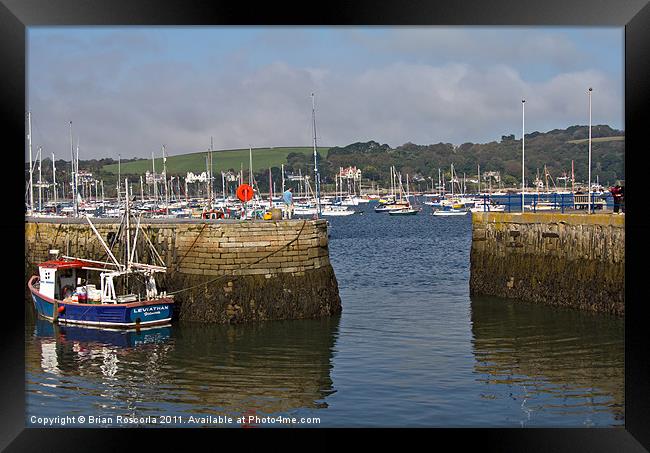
[165,317,338,416]
[26,301,340,423]
[470,296,624,425]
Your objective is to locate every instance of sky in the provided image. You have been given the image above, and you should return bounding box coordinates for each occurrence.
[27,27,624,161]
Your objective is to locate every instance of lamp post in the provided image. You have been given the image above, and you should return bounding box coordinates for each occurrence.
[587,87,592,214]
[521,99,525,212]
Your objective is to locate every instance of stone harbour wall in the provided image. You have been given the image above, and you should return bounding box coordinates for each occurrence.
[469,212,624,315]
[25,218,342,323]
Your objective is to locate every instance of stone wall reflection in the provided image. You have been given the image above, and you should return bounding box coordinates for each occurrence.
[470,296,624,423]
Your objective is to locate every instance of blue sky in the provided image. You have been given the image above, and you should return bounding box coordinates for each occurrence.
[27,27,623,160]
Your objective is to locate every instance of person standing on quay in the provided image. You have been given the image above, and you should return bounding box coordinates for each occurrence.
[283,187,294,219]
[610,183,624,214]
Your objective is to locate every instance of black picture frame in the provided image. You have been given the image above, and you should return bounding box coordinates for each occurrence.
[3,0,649,450]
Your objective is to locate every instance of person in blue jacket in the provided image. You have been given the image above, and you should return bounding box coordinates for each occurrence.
[283,187,294,219]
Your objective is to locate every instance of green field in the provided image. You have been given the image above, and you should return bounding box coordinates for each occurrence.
[567,136,625,144]
[103,146,329,175]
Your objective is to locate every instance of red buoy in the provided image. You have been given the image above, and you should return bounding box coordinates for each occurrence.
[236,184,254,202]
[57,306,65,313]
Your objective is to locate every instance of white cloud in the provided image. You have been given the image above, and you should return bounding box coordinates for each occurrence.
[27,30,623,160]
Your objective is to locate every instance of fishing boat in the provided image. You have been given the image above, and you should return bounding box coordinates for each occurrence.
[28,180,174,329]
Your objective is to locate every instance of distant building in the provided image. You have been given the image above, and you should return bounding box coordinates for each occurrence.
[146,170,167,184]
[339,166,361,180]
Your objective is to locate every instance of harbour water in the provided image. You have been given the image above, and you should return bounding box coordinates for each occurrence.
[25,201,624,427]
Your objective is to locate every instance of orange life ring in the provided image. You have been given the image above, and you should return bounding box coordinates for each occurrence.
[236,184,254,202]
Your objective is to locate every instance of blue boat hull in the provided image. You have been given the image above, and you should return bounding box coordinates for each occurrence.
[29,278,173,329]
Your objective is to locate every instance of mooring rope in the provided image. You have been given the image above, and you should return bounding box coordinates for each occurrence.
[168,219,308,296]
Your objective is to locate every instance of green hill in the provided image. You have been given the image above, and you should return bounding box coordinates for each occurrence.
[566,136,625,144]
[103,146,329,175]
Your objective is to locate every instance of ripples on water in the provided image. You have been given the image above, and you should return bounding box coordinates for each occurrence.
[25,201,624,427]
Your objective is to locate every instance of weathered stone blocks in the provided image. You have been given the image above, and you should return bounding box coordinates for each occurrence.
[470,212,624,315]
[25,218,340,323]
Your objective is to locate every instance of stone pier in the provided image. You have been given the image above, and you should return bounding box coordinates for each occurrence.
[25,218,342,323]
[469,212,624,315]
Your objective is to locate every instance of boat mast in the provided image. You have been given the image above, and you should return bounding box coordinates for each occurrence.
[311,93,321,217]
[247,146,252,187]
[35,146,42,212]
[571,160,575,194]
[52,152,57,208]
[76,139,80,204]
[152,150,157,202]
[406,174,411,205]
[125,178,131,271]
[450,163,454,197]
[69,121,77,217]
[27,112,34,214]
[477,164,480,195]
[209,137,214,207]
[222,172,226,203]
[163,145,169,214]
[587,88,592,214]
[269,167,273,208]
[117,154,121,205]
[521,99,526,212]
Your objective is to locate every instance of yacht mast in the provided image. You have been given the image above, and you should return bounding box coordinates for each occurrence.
[27,112,34,213]
[69,121,77,217]
[38,146,42,212]
[125,178,131,273]
[249,146,253,187]
[152,150,157,202]
[163,145,169,213]
[52,152,57,208]
[311,93,321,217]
[117,154,121,205]
[521,99,526,212]
[450,163,454,197]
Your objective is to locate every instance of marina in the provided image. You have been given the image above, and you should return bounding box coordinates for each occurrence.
[25,202,624,427]
[20,24,629,435]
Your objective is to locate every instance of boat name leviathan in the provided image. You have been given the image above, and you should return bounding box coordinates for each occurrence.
[132,305,169,316]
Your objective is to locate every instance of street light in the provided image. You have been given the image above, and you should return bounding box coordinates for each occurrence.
[587,87,592,214]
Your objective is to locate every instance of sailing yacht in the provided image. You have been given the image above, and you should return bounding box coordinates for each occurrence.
[388,174,421,216]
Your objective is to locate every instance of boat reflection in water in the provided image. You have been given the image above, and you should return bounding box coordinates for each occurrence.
[34,318,172,348]
[470,296,624,427]
[26,302,339,427]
